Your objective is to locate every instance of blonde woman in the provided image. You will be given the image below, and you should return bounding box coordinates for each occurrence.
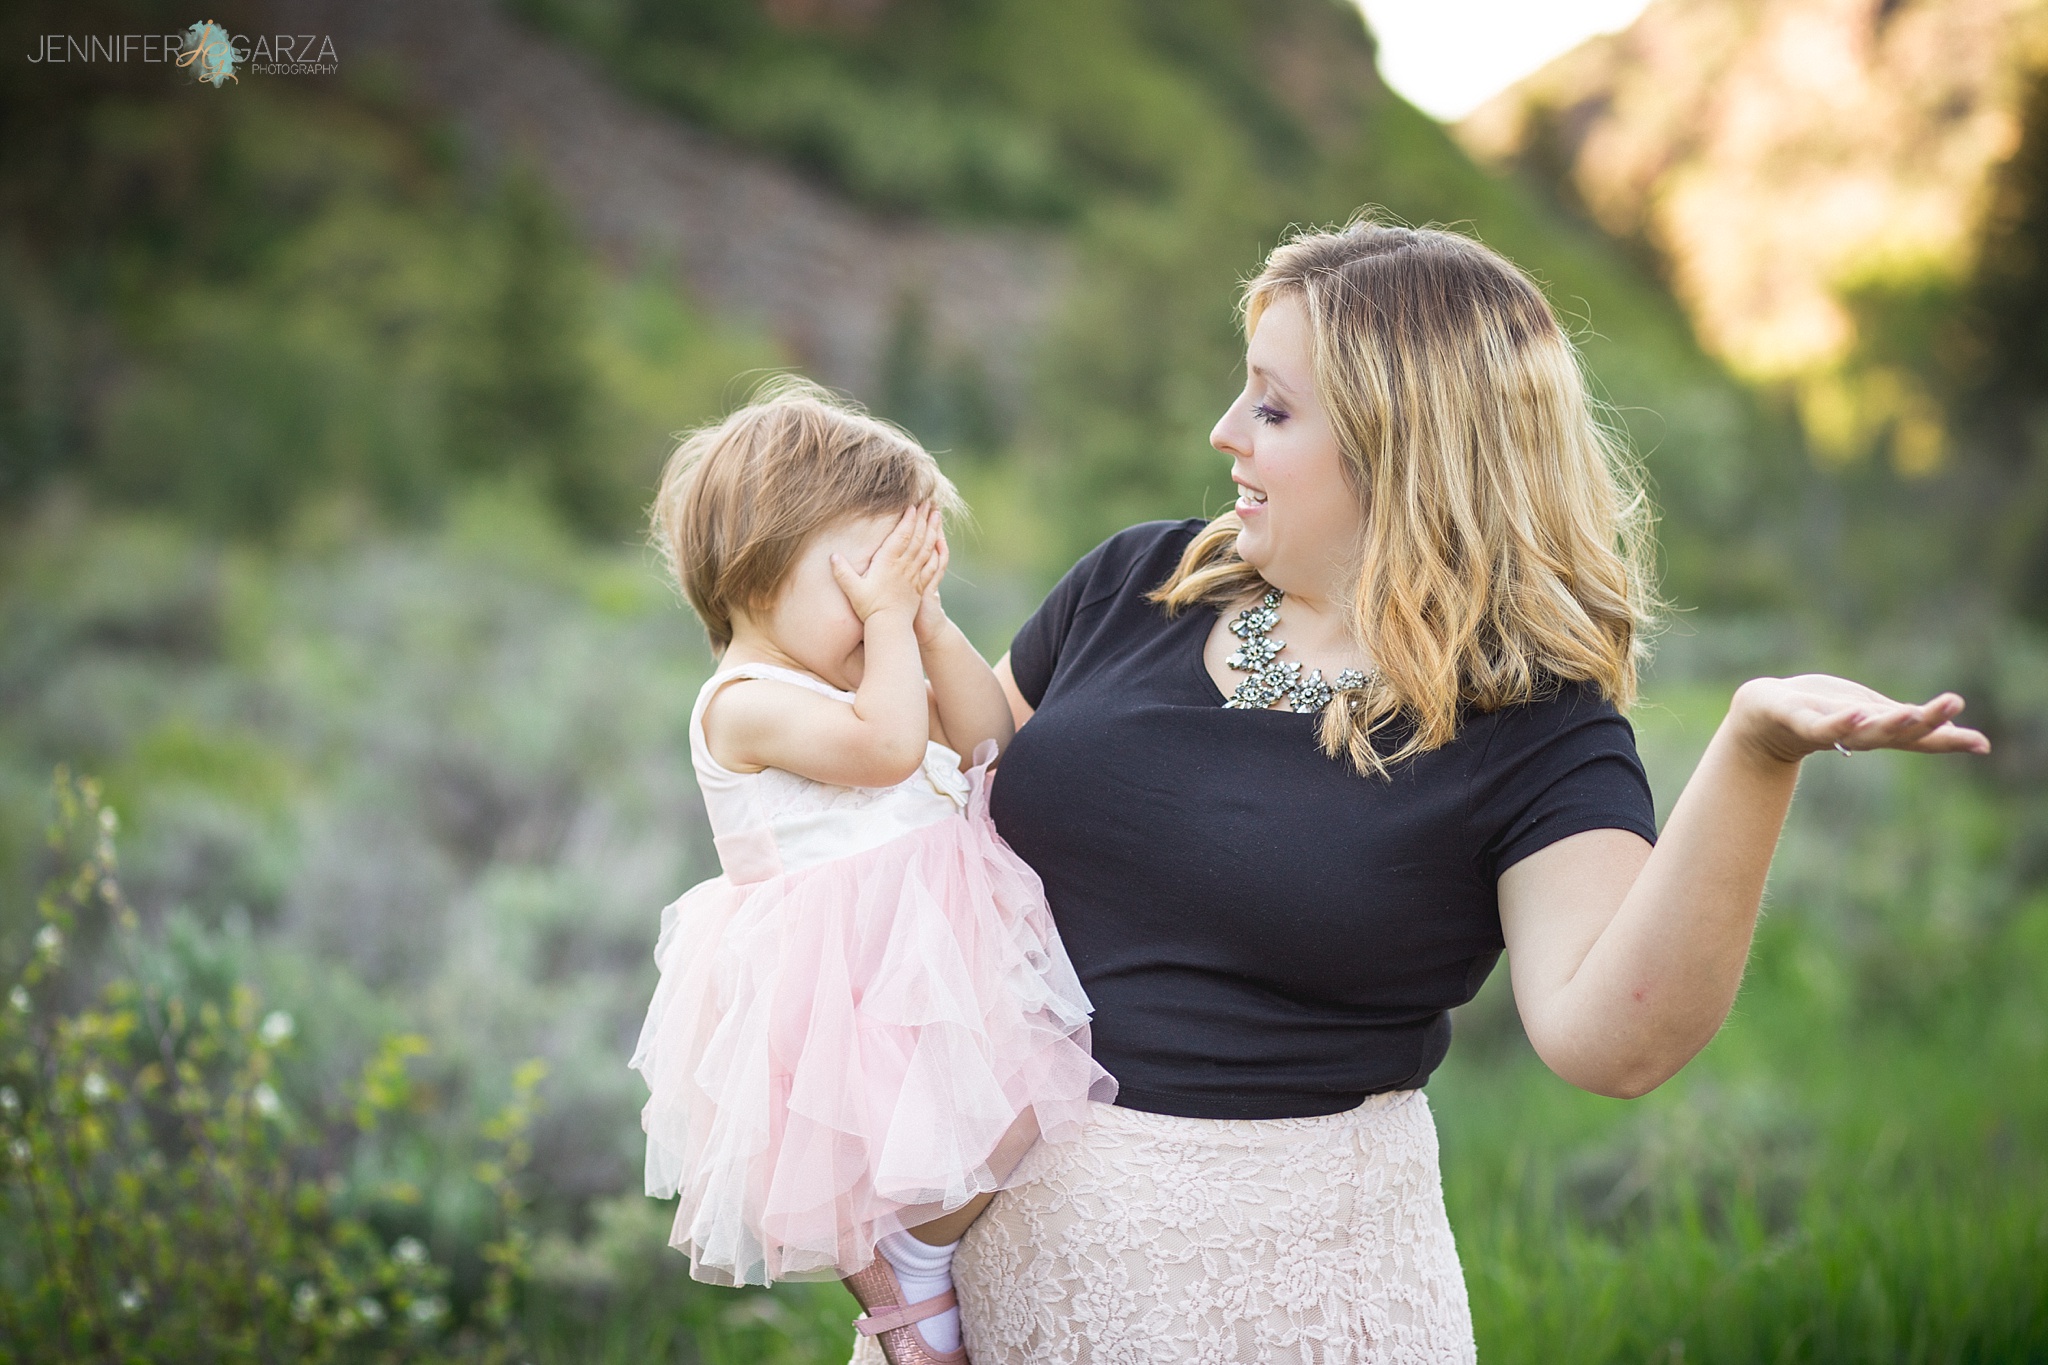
[848,219,1989,1364]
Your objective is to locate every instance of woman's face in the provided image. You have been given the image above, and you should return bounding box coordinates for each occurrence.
[1209,294,1364,604]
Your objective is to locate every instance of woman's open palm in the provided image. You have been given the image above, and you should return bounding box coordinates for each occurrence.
[1730,674,1992,765]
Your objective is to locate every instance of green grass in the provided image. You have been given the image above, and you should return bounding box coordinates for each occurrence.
[1434,952,2048,1364]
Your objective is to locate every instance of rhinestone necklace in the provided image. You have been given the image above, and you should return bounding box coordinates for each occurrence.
[1222,589,1370,713]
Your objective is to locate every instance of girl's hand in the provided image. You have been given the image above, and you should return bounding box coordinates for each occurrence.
[1729,674,1992,766]
[912,505,952,647]
[829,503,940,623]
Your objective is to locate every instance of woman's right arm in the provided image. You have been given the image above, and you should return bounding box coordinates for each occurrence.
[995,653,1034,731]
[1498,676,1988,1099]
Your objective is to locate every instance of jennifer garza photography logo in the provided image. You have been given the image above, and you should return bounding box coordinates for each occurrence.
[24,21,339,83]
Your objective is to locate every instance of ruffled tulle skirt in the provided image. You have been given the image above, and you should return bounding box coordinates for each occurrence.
[630,777,1116,1287]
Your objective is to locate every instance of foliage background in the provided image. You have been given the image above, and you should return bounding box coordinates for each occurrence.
[1,0,2043,1359]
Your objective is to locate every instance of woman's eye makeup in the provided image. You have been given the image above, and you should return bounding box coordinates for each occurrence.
[1251,402,1288,426]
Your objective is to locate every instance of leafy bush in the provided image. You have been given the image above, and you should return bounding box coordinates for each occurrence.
[0,770,541,1363]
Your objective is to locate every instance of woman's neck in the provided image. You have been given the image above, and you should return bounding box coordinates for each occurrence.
[1247,571,1369,675]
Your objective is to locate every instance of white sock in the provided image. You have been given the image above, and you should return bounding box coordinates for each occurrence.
[876,1229,962,1353]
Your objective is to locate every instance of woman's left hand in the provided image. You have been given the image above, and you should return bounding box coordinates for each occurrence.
[1729,674,1992,765]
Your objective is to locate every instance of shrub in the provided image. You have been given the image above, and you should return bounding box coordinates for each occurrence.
[0,769,541,1364]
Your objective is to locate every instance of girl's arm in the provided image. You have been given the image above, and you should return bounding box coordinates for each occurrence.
[912,509,1016,761]
[708,506,943,789]
[1497,676,1990,1099]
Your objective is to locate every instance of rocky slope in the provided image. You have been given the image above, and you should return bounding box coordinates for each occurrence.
[1460,0,2043,396]
[1461,0,2048,628]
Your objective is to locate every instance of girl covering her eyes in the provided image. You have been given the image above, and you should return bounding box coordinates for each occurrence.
[631,377,1115,1365]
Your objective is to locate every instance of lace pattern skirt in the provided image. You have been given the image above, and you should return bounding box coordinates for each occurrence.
[848,1090,1476,1364]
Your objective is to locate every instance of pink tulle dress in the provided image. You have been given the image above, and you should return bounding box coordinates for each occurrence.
[631,662,1116,1288]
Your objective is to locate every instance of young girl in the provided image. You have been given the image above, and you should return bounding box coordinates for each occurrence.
[630,378,1115,1364]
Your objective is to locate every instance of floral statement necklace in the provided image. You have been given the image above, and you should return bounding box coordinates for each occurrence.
[1222,589,1370,713]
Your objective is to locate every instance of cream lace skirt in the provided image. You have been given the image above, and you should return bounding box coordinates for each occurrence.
[847,1090,1476,1364]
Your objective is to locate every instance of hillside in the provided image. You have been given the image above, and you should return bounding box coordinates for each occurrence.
[0,0,1801,604]
[317,0,1803,601]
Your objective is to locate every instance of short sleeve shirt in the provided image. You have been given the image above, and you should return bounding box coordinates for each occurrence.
[990,519,1660,1119]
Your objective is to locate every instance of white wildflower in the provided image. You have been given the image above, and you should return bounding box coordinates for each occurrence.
[391,1235,428,1267]
[258,1010,295,1046]
[8,1138,30,1164]
[81,1072,110,1103]
[117,1280,149,1313]
[0,1086,19,1117]
[292,1283,320,1322]
[251,1083,282,1119]
[7,986,28,1014]
[32,925,61,962]
[356,1296,386,1327]
[407,1295,446,1326]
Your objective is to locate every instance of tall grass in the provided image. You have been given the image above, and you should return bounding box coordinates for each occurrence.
[1435,957,2048,1363]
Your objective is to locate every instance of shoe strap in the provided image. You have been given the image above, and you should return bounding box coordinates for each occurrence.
[853,1288,958,1337]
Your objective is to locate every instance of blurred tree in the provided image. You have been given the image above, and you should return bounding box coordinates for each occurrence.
[877,293,1006,460]
[0,243,78,509]
[444,164,606,532]
[1959,68,2048,626]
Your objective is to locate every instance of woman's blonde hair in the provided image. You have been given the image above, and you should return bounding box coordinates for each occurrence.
[1152,215,1663,777]
[651,375,962,651]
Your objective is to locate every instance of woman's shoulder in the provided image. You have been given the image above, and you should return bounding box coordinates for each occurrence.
[1462,673,1657,874]
[1061,518,1209,609]
[1007,520,1207,709]
[1464,673,1639,768]
[1486,673,1623,719]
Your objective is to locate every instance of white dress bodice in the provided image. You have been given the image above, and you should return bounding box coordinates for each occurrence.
[690,662,970,883]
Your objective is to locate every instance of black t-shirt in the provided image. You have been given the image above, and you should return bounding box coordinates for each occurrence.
[991,519,1660,1120]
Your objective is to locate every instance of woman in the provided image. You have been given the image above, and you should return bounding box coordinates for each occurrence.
[849,219,1989,1364]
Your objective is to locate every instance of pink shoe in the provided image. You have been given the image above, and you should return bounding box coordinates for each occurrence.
[841,1256,970,1365]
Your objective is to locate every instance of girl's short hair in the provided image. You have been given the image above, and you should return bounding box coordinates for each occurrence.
[651,375,963,651]
[1153,214,1664,778]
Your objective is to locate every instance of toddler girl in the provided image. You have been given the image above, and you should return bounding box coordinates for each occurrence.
[631,378,1115,1364]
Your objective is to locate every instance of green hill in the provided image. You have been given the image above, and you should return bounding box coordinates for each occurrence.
[2,0,1796,610]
